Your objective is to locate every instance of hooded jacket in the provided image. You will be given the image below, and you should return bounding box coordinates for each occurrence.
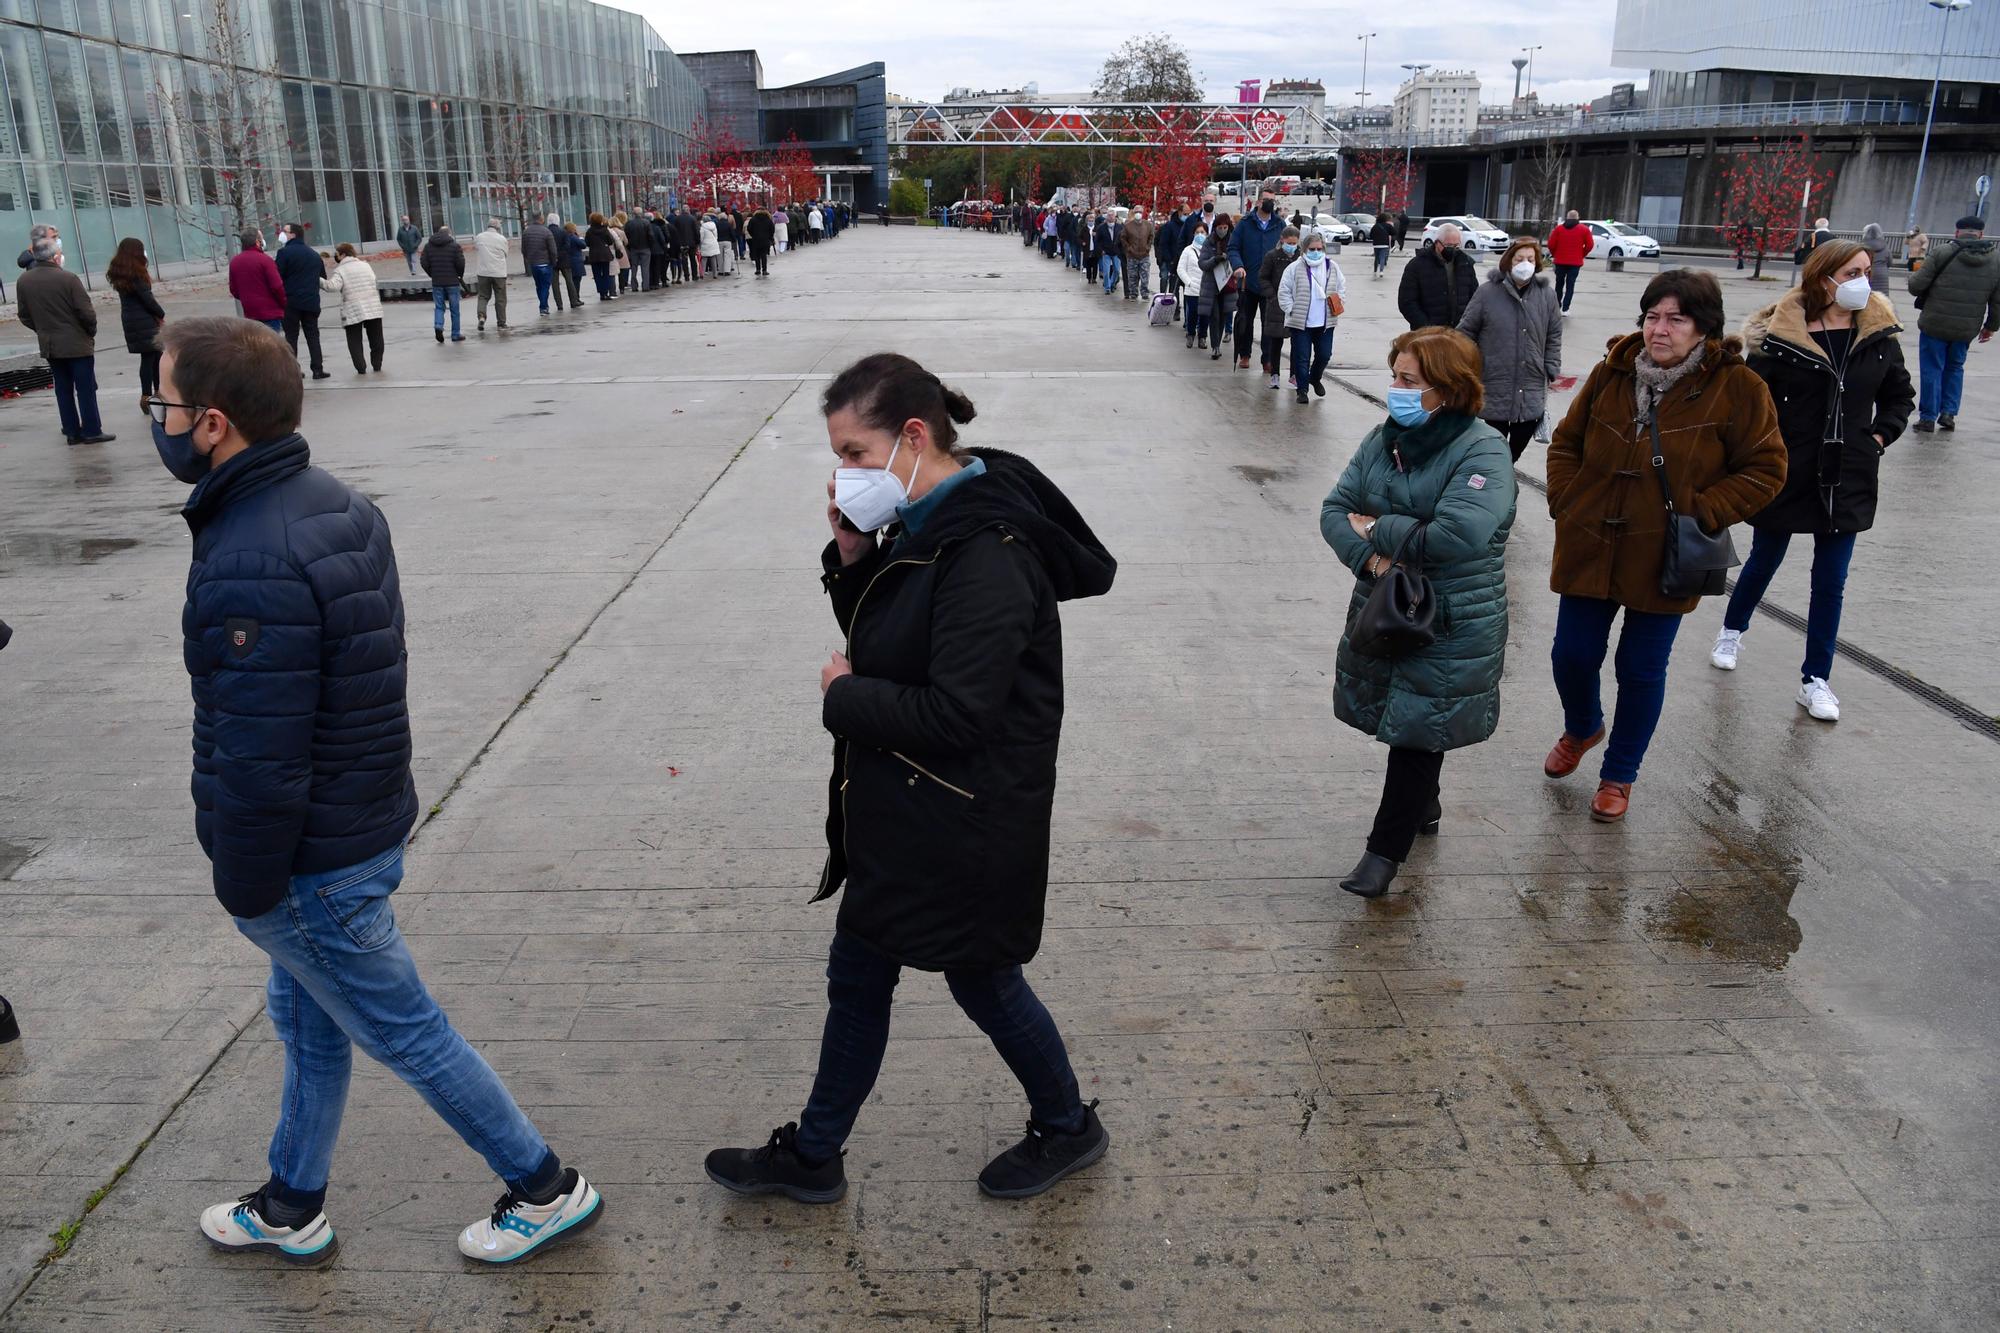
[1546,219,1595,267]
[813,449,1117,970]
[1398,243,1477,330]
[1907,236,2000,343]
[1547,333,1787,615]
[274,236,324,315]
[1457,265,1564,424]
[178,434,418,917]
[420,231,465,287]
[1739,290,1913,533]
[1321,412,1516,752]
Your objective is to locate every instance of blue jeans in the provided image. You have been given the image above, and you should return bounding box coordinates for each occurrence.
[1550,595,1684,784]
[233,847,554,1213]
[530,263,553,310]
[1290,325,1334,391]
[259,319,284,333]
[432,286,461,335]
[1372,245,1389,274]
[1917,331,1968,420]
[47,355,102,439]
[794,932,1084,1163]
[1723,528,1857,682]
[1099,253,1120,293]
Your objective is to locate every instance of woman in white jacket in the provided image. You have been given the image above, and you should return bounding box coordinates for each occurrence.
[1175,221,1210,350]
[320,243,384,375]
[1275,231,1346,404]
[698,214,721,275]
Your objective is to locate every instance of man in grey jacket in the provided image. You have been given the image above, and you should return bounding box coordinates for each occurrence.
[16,235,114,445]
[520,215,558,315]
[1907,215,2000,433]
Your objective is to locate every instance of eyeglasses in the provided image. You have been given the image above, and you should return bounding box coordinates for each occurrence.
[146,397,204,425]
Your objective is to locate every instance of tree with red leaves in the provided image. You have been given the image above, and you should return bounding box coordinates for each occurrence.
[1126,109,1213,212]
[1341,147,1408,217]
[1716,134,1828,279]
[770,133,820,206]
[680,116,753,210]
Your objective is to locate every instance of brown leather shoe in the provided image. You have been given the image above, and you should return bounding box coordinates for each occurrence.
[1543,727,1605,779]
[1589,780,1632,823]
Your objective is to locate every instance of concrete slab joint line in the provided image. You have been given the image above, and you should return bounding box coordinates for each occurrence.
[1324,370,2000,744]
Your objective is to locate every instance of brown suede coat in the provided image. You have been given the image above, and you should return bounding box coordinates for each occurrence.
[1547,332,1786,615]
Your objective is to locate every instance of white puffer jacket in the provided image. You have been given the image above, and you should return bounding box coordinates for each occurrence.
[472,228,510,279]
[320,257,383,326]
[1176,238,1207,292]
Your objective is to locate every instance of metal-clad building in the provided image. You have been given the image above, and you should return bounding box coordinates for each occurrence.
[0,0,706,281]
[1614,0,2000,111]
[681,51,889,211]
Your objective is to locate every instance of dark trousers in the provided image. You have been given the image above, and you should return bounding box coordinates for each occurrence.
[629,254,649,289]
[590,261,612,298]
[1234,296,1273,364]
[1550,595,1683,785]
[48,355,102,439]
[1552,264,1581,311]
[343,318,384,372]
[136,347,161,399]
[751,247,770,274]
[283,310,325,374]
[794,932,1085,1164]
[1367,747,1445,862]
[1723,529,1857,682]
[1484,417,1538,462]
[1209,297,1236,351]
[561,265,582,305]
[1290,325,1334,391]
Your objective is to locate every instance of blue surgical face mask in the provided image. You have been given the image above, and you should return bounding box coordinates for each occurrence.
[1385,387,1432,428]
[1304,249,1326,265]
[1281,242,1298,256]
[152,415,210,483]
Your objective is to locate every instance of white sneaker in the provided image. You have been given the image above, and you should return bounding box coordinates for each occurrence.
[1797,677,1840,722]
[1268,373,1281,389]
[1710,628,1743,671]
[200,1191,337,1265]
[458,1168,602,1264]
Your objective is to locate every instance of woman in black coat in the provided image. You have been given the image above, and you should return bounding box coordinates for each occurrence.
[705,353,1118,1206]
[1713,240,1914,722]
[583,214,615,299]
[104,237,165,414]
[746,209,776,276]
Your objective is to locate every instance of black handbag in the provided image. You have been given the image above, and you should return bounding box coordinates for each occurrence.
[1649,417,1738,598]
[1349,523,1436,659]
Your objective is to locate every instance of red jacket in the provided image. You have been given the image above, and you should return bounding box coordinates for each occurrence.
[229,249,287,321]
[1546,220,1595,267]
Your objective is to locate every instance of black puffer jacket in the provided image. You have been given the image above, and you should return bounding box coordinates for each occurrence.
[420,232,464,287]
[1740,290,1914,534]
[1398,244,1477,329]
[179,434,418,917]
[116,281,166,352]
[584,223,614,265]
[813,449,1117,969]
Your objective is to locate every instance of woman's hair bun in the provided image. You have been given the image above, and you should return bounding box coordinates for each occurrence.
[942,385,977,425]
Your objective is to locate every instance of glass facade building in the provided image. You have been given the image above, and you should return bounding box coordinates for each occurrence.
[0,0,706,281]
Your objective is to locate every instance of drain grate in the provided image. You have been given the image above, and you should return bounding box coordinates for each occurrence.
[1327,375,2000,744]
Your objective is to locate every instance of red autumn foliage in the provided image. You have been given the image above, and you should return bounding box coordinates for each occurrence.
[769,133,820,205]
[1127,109,1214,212]
[1341,147,1409,216]
[680,116,753,210]
[1716,134,1827,278]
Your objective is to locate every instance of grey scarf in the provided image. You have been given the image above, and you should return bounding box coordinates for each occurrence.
[1633,341,1706,425]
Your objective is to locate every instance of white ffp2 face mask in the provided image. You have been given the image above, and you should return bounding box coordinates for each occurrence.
[833,435,918,532]
[1511,261,1536,284]
[1833,275,1872,311]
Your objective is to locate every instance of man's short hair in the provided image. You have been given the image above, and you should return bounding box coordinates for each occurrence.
[1956,215,1986,233]
[239,229,261,250]
[161,317,304,444]
[30,235,60,262]
[29,222,56,241]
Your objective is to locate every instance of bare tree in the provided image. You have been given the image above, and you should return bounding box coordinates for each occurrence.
[475,49,550,227]
[154,0,284,265]
[1516,134,1572,232]
[1094,33,1203,103]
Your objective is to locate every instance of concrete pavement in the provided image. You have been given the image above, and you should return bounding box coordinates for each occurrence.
[2,225,1996,1330]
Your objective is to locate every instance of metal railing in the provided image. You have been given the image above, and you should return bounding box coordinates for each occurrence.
[1338,98,1924,151]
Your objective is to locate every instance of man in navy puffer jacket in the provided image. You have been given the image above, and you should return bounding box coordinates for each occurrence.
[158,318,601,1269]
[1228,190,1287,370]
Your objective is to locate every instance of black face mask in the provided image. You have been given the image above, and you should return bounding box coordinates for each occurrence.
[1259,201,1274,216]
[1437,246,1460,261]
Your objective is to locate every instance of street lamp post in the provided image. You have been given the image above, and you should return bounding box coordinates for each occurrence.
[1522,45,1543,103]
[1400,62,1431,212]
[1357,32,1377,114]
[1907,0,1972,235]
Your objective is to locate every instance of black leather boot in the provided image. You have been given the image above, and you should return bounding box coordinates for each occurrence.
[1340,852,1399,899]
[1420,800,1442,836]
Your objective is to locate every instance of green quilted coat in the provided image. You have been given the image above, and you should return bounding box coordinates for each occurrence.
[1319,411,1517,752]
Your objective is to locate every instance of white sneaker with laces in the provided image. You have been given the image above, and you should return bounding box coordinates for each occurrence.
[458,1168,602,1264]
[1797,677,1840,722]
[1268,372,1281,389]
[1710,628,1743,671]
[199,1192,337,1264]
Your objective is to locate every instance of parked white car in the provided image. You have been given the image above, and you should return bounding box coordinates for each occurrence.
[1584,220,1661,259]
[1421,215,1511,252]
[1309,214,1354,244]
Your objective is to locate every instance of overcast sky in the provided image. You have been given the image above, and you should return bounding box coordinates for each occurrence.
[619,4,1646,108]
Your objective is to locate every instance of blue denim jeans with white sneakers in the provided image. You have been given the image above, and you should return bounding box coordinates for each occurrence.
[235,846,552,1211]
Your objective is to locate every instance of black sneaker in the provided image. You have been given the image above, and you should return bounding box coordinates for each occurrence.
[1937,414,1955,432]
[704,1123,846,1204]
[1311,377,1326,398]
[978,1101,1109,1199]
[1295,389,1309,404]
[1912,418,1935,433]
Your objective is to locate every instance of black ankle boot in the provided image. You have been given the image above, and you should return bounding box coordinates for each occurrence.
[1420,800,1442,836]
[1340,852,1399,899]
